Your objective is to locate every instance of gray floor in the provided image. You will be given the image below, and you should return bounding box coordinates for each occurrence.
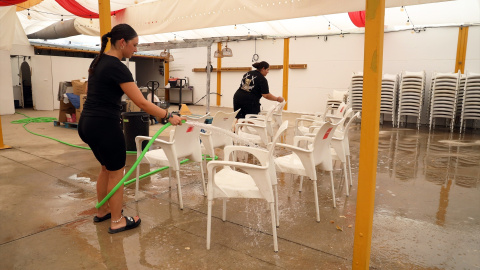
[1,106,479,269]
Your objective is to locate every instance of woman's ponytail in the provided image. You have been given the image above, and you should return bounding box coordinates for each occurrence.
[88,32,111,76]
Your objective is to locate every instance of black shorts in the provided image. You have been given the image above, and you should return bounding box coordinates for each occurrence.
[233,93,261,119]
[78,116,126,171]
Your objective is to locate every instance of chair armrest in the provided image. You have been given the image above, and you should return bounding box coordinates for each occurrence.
[276,142,312,154]
[223,145,269,164]
[238,118,265,126]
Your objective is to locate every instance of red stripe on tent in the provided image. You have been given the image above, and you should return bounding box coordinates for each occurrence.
[0,0,28,6]
[55,0,124,18]
[348,11,366,27]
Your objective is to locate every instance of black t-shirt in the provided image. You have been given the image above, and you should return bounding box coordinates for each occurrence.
[82,54,134,119]
[234,70,269,104]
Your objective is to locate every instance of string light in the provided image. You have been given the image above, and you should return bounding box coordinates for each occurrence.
[406,19,410,25]
[401,6,404,12]
[61,15,64,24]
[174,34,176,41]
[90,18,93,24]
[113,12,116,18]
[27,9,31,20]
[328,22,331,30]
[234,24,237,30]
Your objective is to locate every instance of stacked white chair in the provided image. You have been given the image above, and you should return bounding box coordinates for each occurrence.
[397,71,426,129]
[236,105,277,146]
[134,122,205,209]
[250,101,286,136]
[206,121,289,252]
[428,72,460,131]
[199,110,240,160]
[380,74,399,126]
[295,102,347,137]
[460,72,480,133]
[350,72,364,114]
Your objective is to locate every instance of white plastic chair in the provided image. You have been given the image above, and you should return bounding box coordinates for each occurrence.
[206,121,289,252]
[275,120,342,222]
[330,110,360,192]
[295,102,347,136]
[236,106,276,146]
[200,110,240,159]
[134,122,205,209]
[255,101,287,134]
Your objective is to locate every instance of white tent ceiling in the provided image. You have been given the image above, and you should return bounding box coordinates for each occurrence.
[13,0,480,51]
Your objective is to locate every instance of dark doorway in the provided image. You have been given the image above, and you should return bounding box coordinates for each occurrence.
[20,61,33,108]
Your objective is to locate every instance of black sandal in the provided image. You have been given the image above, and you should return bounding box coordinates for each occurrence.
[108,216,141,234]
[93,209,123,223]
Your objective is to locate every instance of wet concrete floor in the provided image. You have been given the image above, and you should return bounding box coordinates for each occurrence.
[0,107,479,269]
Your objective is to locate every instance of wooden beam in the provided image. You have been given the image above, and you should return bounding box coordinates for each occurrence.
[282,38,289,110]
[193,67,252,72]
[32,46,164,59]
[352,0,385,269]
[455,26,469,74]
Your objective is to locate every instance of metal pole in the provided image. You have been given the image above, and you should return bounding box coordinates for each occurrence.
[206,45,212,114]
[352,0,385,269]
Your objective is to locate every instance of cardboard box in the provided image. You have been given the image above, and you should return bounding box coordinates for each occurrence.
[72,80,87,96]
[59,100,76,123]
[76,94,87,122]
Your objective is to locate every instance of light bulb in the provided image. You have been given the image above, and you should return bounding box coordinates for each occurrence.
[328,23,331,30]
[27,10,31,20]
[61,15,64,24]
[90,18,93,24]
[134,0,138,3]
[401,6,404,12]
[113,13,116,18]
[411,30,415,34]
[406,20,410,25]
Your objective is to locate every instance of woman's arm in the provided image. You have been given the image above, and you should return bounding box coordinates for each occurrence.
[262,93,284,102]
[120,82,184,125]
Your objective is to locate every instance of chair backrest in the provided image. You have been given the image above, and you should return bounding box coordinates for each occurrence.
[312,118,344,167]
[271,101,286,129]
[334,102,347,118]
[210,109,239,147]
[173,123,203,162]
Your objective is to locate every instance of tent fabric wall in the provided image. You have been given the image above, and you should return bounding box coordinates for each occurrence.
[168,26,480,118]
[112,0,448,36]
[1,6,30,115]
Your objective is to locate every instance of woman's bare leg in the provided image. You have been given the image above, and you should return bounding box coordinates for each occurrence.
[107,167,139,230]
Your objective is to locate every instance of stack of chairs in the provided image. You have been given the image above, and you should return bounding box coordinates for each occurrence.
[349,72,364,114]
[397,71,426,129]
[380,74,399,126]
[460,72,480,133]
[456,74,467,125]
[428,72,460,131]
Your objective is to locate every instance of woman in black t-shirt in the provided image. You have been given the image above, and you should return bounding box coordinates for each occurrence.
[78,24,184,234]
[233,61,284,119]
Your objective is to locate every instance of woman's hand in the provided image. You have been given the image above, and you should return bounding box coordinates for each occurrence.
[168,114,185,126]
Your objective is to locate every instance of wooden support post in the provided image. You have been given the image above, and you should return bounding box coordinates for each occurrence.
[217,42,222,106]
[282,38,289,110]
[455,26,469,74]
[352,0,385,269]
[164,60,170,100]
[97,0,112,51]
[0,115,11,150]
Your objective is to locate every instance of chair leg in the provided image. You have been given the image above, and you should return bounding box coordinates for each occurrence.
[299,176,303,192]
[329,171,336,208]
[135,163,140,201]
[288,174,294,198]
[347,155,353,186]
[168,168,172,188]
[207,199,212,250]
[200,161,207,196]
[270,202,279,252]
[176,170,184,210]
[343,162,349,196]
[312,180,320,222]
[274,185,279,227]
[222,199,227,221]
